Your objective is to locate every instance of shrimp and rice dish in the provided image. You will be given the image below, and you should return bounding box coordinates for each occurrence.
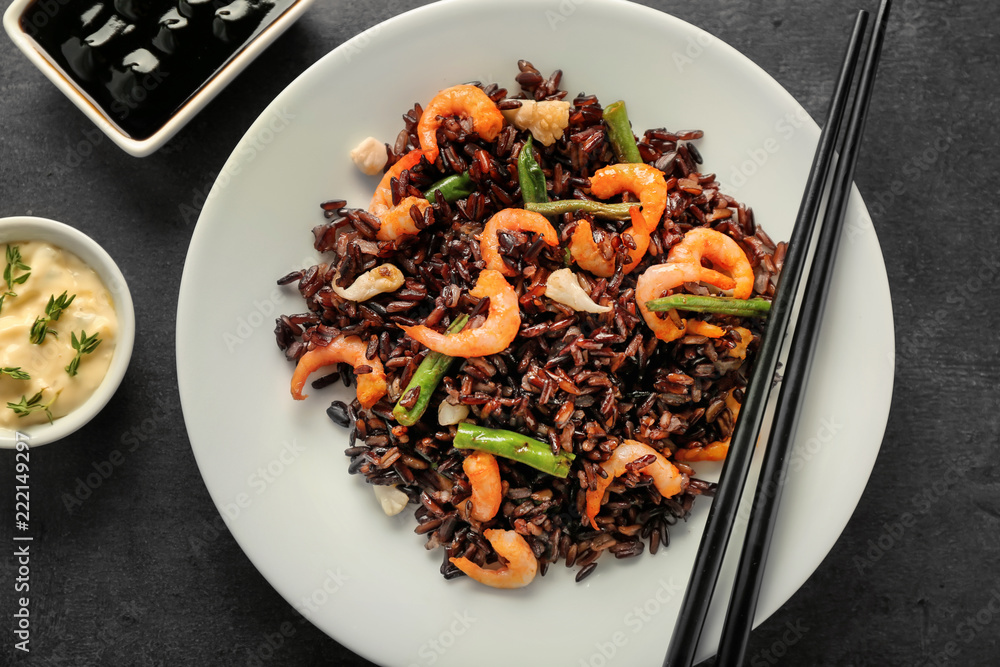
[273,61,785,588]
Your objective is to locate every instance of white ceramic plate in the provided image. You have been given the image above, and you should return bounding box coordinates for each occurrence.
[176,1,894,665]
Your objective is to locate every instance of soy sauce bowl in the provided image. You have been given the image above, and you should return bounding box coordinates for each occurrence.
[3,0,316,157]
[0,217,135,447]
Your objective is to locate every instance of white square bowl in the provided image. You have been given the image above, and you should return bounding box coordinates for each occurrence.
[3,0,316,157]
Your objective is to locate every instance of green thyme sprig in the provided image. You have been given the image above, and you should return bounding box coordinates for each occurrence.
[29,291,75,345]
[1,244,31,315]
[65,330,102,377]
[7,391,57,423]
[0,367,31,380]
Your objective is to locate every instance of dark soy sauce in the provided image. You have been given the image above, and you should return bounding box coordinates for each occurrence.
[20,0,300,141]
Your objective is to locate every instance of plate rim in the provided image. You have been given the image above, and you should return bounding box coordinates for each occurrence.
[176,1,895,664]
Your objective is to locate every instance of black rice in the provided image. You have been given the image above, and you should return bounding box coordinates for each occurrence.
[276,61,782,583]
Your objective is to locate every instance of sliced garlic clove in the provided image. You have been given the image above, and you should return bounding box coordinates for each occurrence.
[438,399,470,426]
[544,268,612,313]
[332,264,405,302]
[350,136,388,176]
[373,484,409,516]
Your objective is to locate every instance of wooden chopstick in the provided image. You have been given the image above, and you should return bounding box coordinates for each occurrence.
[714,2,893,663]
[662,9,876,667]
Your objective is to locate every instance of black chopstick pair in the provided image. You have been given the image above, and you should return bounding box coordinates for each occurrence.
[664,2,892,666]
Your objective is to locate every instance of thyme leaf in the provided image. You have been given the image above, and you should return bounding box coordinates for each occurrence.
[7,391,56,423]
[0,367,31,380]
[1,244,31,315]
[65,330,102,377]
[29,291,75,345]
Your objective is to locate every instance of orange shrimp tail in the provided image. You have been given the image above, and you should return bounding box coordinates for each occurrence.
[730,326,754,359]
[401,269,520,358]
[684,320,726,338]
[590,163,667,232]
[463,451,501,522]
[369,149,424,215]
[375,196,430,241]
[674,391,742,462]
[584,440,684,529]
[636,262,735,343]
[666,227,754,299]
[585,476,614,530]
[290,335,387,409]
[417,85,505,164]
[449,529,538,589]
[570,163,668,276]
[481,208,560,277]
[569,221,616,278]
[673,440,730,462]
[621,206,654,274]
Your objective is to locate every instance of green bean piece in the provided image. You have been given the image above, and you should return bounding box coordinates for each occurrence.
[526,200,634,221]
[453,423,576,478]
[644,294,773,317]
[603,100,644,165]
[392,315,469,426]
[424,172,475,204]
[517,135,549,204]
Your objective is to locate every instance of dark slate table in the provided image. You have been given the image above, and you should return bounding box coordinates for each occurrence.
[1,1,996,665]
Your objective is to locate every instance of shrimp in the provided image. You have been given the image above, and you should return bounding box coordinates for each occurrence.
[449,529,538,589]
[369,149,422,214]
[462,451,501,522]
[290,335,386,409]
[400,270,520,358]
[368,149,431,241]
[569,207,647,278]
[480,208,559,277]
[585,440,686,530]
[666,227,754,299]
[569,163,667,276]
[417,84,505,165]
[590,163,668,231]
[684,319,726,339]
[729,326,754,359]
[635,262,736,343]
[674,390,742,462]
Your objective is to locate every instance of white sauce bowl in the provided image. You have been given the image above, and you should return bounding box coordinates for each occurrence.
[0,216,135,447]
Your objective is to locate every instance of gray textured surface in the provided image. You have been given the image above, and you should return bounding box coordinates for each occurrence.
[0,0,997,665]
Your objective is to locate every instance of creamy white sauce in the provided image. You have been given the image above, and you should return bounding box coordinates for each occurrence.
[0,241,117,429]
